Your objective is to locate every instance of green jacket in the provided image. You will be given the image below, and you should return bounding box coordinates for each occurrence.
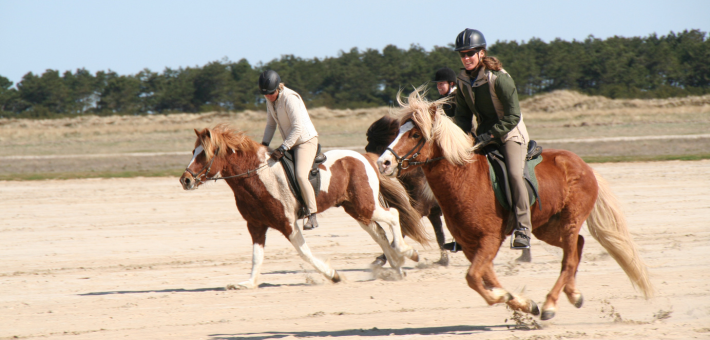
[454,67,525,143]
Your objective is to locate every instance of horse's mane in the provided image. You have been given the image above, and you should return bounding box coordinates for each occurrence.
[198,123,260,159]
[394,86,473,165]
[365,115,401,154]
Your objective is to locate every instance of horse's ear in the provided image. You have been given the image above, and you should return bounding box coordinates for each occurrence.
[205,129,212,139]
[194,128,200,136]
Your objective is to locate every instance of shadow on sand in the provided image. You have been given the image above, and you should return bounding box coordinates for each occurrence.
[208,324,513,339]
[78,282,311,296]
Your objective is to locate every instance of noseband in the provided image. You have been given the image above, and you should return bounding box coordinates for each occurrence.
[185,146,267,185]
[386,137,444,173]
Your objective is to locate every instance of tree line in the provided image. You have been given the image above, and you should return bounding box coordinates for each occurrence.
[1,29,707,118]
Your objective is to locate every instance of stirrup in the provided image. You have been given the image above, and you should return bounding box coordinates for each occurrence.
[510,230,531,249]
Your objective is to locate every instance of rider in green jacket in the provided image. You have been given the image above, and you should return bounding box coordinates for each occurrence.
[453,28,533,250]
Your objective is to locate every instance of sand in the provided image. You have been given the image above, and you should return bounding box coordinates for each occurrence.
[1,160,709,339]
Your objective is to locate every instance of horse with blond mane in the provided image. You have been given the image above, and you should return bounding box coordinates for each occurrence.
[376,87,653,320]
[180,124,428,288]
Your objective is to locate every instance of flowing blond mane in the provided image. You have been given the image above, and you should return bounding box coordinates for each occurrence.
[394,86,473,165]
[198,123,259,159]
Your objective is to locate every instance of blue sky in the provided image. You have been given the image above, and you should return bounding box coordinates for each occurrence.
[1,0,708,86]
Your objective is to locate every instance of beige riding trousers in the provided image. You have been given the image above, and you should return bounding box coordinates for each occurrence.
[293,136,319,215]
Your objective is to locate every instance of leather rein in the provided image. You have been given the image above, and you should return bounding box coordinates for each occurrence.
[185,146,267,185]
[386,137,444,173]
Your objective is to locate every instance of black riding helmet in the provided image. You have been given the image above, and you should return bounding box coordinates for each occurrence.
[455,28,486,51]
[433,67,456,83]
[258,70,281,95]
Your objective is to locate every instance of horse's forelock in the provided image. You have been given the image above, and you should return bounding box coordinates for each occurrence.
[394,85,473,165]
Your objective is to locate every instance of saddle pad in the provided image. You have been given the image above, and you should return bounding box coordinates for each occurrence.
[487,154,543,212]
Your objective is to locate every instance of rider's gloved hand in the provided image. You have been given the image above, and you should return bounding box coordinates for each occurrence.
[271,145,286,160]
[474,132,494,148]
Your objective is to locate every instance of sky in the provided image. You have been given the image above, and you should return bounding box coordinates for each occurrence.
[1,0,709,86]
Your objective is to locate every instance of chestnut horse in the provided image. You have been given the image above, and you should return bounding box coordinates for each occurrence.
[376,88,653,320]
[180,124,429,288]
[366,115,532,265]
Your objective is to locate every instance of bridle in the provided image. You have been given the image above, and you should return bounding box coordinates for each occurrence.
[185,146,267,185]
[386,135,444,173]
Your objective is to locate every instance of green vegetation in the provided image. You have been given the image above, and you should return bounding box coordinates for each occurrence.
[1,30,708,118]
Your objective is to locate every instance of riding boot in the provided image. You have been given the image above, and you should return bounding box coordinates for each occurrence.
[303,213,319,230]
[512,226,531,249]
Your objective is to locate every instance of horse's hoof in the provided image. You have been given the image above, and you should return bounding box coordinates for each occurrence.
[515,249,532,263]
[574,294,584,308]
[529,300,540,316]
[409,249,419,262]
[540,310,556,320]
[331,271,342,283]
[371,254,387,267]
[226,283,253,290]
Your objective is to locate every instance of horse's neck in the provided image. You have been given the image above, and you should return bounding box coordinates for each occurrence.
[222,152,270,192]
[423,152,487,195]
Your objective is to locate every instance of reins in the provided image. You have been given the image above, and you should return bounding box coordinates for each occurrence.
[386,137,444,173]
[185,146,267,185]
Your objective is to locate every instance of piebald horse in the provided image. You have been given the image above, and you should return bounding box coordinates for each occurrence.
[376,87,653,320]
[180,124,429,288]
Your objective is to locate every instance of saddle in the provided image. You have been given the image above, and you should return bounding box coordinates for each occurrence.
[279,144,327,218]
[481,140,543,233]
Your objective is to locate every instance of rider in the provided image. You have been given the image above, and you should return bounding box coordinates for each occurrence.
[259,70,321,230]
[452,28,533,249]
[433,67,458,117]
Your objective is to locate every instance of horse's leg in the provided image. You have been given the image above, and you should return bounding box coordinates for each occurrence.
[371,206,418,262]
[428,211,449,266]
[464,237,513,306]
[563,234,585,308]
[358,221,406,275]
[534,217,585,320]
[516,248,532,263]
[288,224,341,283]
[232,222,267,289]
[480,262,540,315]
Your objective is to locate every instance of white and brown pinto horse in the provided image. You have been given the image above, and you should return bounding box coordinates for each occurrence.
[180,124,428,289]
[376,88,653,320]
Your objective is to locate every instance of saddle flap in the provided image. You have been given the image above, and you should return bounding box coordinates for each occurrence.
[279,144,325,218]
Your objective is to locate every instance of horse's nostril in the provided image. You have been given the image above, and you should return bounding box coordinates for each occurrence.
[384,160,391,167]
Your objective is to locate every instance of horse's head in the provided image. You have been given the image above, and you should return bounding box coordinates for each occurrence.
[180,127,226,190]
[377,86,474,177]
[377,117,434,177]
[365,115,401,155]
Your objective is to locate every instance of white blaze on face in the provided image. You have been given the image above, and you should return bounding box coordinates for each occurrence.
[188,145,204,167]
[377,121,415,172]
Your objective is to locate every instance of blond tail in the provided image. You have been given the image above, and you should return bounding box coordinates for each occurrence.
[586,170,654,299]
[378,175,431,247]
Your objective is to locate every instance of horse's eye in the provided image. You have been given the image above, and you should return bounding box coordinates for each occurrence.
[412,133,421,139]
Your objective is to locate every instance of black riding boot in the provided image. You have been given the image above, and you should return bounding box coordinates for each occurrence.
[303,213,319,230]
[512,227,531,249]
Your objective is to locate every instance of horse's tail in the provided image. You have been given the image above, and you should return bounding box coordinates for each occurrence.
[378,175,431,247]
[586,170,654,299]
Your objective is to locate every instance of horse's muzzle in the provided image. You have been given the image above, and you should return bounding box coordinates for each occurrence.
[376,154,397,177]
[180,172,197,190]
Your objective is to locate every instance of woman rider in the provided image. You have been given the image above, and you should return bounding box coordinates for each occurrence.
[452,28,532,249]
[259,70,320,230]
